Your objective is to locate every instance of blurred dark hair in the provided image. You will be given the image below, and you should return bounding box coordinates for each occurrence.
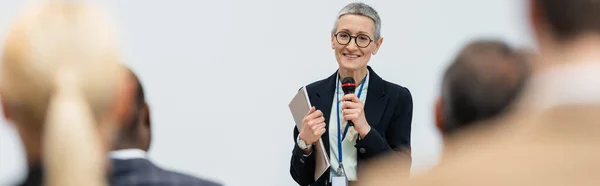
[536,0,600,40]
[441,39,531,134]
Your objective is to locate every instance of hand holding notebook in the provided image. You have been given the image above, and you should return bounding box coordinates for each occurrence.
[289,86,330,181]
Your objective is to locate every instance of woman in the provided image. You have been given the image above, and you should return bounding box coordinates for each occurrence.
[1,1,133,186]
[289,2,413,186]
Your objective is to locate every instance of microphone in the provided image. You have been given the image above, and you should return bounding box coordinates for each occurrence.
[341,77,356,126]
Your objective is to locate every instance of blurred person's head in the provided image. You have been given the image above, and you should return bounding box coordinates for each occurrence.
[0,1,133,185]
[435,40,531,136]
[530,0,600,56]
[331,3,383,76]
[114,68,151,152]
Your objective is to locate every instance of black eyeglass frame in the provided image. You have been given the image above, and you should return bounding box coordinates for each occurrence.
[333,31,374,48]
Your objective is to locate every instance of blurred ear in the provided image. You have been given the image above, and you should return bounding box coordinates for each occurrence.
[331,33,336,49]
[110,70,136,129]
[372,37,383,55]
[529,0,546,44]
[140,102,152,152]
[144,102,151,145]
[143,102,151,129]
[434,97,445,134]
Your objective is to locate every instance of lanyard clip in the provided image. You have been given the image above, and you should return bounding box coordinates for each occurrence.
[336,164,345,176]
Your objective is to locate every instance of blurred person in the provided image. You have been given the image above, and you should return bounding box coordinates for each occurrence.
[434,40,531,138]
[289,2,413,186]
[355,39,532,185]
[109,68,221,186]
[360,0,600,185]
[0,1,134,186]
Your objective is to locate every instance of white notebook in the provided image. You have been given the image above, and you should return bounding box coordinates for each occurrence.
[289,86,330,181]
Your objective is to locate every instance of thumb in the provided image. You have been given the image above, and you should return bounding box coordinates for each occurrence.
[307,106,316,114]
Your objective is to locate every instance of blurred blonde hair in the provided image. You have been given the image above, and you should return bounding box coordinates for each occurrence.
[0,0,124,186]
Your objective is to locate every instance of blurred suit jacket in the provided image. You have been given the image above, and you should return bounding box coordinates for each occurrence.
[289,66,413,186]
[17,165,42,186]
[357,104,600,186]
[109,155,221,186]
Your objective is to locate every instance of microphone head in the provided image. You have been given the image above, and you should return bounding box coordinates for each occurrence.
[341,77,356,94]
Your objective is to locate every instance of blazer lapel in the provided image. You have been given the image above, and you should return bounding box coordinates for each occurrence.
[364,66,388,129]
[312,71,337,154]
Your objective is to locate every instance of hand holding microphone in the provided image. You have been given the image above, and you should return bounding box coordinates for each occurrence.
[341,77,371,138]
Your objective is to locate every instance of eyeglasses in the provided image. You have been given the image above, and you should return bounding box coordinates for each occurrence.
[334,31,374,48]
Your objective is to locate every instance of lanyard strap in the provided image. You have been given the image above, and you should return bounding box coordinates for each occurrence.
[335,74,366,168]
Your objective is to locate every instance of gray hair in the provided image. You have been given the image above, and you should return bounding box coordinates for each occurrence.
[332,2,382,40]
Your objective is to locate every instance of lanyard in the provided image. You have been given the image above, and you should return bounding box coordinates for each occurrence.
[335,74,366,169]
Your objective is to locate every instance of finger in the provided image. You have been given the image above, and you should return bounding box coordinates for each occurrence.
[339,94,353,102]
[305,107,317,118]
[306,109,323,120]
[306,106,317,115]
[314,116,325,124]
[342,102,361,110]
[311,121,325,129]
[343,114,355,121]
[306,106,316,115]
[342,108,360,115]
[314,125,326,134]
[316,127,327,136]
[344,112,360,121]
[303,107,316,123]
[308,116,324,126]
[341,94,360,102]
[311,123,320,131]
[315,122,326,129]
[307,120,317,127]
[314,110,323,117]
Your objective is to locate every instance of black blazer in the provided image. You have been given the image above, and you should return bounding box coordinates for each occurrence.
[110,158,222,186]
[289,66,413,186]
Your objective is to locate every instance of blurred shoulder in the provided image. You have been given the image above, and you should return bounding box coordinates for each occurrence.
[384,80,411,99]
[378,78,412,103]
[370,66,412,100]
[159,169,222,186]
[110,158,222,186]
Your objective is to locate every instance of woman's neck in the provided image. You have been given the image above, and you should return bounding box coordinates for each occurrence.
[339,67,368,85]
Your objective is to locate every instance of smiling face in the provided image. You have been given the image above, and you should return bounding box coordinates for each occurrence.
[332,14,383,72]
